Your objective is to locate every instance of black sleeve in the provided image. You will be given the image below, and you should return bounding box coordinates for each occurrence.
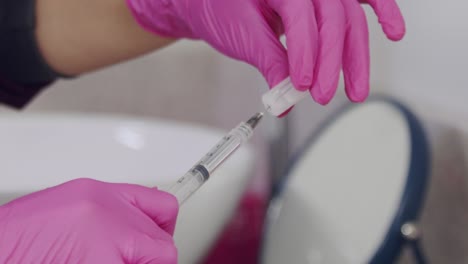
[0,0,72,109]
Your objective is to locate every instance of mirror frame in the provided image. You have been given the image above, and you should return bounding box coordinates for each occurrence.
[263,97,431,264]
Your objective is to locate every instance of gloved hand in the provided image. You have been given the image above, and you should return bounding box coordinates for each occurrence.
[126,0,405,105]
[0,178,179,264]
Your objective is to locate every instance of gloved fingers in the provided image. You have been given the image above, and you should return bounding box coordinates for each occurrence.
[267,0,318,91]
[363,0,405,41]
[254,21,294,117]
[341,0,370,102]
[248,24,290,88]
[116,184,179,235]
[257,34,294,118]
[309,0,346,105]
[129,235,178,264]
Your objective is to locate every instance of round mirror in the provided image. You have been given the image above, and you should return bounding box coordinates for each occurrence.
[262,99,430,264]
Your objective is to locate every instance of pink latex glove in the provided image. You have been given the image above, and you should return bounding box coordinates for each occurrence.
[126,0,405,106]
[0,178,178,264]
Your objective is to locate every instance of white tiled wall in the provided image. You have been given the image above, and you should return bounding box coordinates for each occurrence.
[6,41,266,131]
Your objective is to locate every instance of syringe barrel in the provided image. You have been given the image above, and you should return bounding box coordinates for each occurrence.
[169,167,207,204]
[198,122,253,174]
[169,120,256,205]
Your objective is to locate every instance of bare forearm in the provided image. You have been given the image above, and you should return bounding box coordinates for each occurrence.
[35,0,175,76]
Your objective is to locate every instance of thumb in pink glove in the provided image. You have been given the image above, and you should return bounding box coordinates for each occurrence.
[0,178,179,264]
[126,0,405,107]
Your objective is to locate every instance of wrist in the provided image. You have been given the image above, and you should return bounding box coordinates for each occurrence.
[125,0,196,39]
[35,0,177,76]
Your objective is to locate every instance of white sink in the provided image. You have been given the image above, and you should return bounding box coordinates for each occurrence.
[0,113,255,263]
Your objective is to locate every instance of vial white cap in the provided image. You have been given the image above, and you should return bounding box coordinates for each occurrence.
[262,77,309,116]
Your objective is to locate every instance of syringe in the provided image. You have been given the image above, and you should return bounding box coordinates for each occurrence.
[168,112,264,205]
